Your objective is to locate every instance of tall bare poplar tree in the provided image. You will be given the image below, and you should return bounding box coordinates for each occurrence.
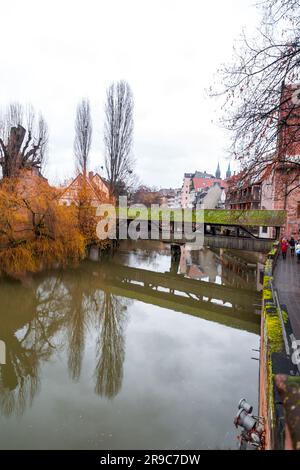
[74,98,92,177]
[0,103,48,179]
[104,80,134,198]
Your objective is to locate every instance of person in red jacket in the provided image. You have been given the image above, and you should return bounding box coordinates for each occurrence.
[280,238,288,260]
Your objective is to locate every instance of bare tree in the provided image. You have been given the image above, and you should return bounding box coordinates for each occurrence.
[213,0,300,187]
[104,80,135,198]
[0,103,48,179]
[94,292,126,399]
[74,98,92,177]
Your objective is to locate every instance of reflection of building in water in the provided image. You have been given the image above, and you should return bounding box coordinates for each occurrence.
[218,249,264,291]
[178,244,264,291]
[179,245,219,283]
[0,242,263,417]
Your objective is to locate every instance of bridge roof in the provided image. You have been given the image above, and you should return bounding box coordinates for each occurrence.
[203,209,286,227]
[119,208,286,227]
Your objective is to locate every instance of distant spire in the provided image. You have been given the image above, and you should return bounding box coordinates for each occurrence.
[215,162,221,179]
[226,163,231,179]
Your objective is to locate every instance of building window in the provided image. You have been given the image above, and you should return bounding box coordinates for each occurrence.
[262,226,268,234]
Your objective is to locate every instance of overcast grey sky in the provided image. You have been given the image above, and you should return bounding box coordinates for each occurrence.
[0,0,259,188]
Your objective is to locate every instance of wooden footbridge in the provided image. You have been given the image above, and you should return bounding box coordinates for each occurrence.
[114,209,286,252]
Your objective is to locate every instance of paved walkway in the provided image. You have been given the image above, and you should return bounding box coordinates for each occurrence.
[274,253,300,340]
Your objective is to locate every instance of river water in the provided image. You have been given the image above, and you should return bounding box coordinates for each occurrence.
[0,241,264,449]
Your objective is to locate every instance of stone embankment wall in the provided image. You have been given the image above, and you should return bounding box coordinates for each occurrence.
[259,242,300,450]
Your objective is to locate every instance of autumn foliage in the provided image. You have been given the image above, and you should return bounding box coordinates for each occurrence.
[75,185,100,245]
[0,172,86,277]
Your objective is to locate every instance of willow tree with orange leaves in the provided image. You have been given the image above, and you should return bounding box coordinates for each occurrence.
[75,184,99,245]
[0,172,85,278]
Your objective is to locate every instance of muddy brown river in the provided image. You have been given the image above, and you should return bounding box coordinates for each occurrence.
[0,241,264,449]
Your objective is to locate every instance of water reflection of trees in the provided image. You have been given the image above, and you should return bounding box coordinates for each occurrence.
[0,277,67,416]
[94,292,126,399]
[0,244,262,417]
[0,334,40,416]
[0,265,129,416]
[65,278,89,382]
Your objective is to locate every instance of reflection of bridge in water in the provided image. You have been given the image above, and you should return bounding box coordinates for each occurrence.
[97,261,261,335]
[0,243,262,417]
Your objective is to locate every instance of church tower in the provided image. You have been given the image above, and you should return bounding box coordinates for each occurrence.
[215,162,221,179]
[226,163,231,179]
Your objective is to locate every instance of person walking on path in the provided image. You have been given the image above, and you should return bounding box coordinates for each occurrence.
[280,238,288,260]
[295,240,300,263]
[289,236,296,257]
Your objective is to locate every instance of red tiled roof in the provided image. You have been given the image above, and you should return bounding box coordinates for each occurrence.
[192,177,227,192]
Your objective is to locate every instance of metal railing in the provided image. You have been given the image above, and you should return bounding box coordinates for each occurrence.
[270,280,290,358]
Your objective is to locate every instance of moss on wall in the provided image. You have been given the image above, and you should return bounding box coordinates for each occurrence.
[263,289,273,301]
[263,275,272,289]
[267,248,278,259]
[265,312,284,354]
[262,242,283,425]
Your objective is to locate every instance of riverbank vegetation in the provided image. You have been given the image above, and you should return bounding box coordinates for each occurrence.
[0,174,86,277]
[0,170,115,278]
[0,80,136,278]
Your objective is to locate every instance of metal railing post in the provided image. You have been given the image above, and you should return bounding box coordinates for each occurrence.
[270,281,290,357]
